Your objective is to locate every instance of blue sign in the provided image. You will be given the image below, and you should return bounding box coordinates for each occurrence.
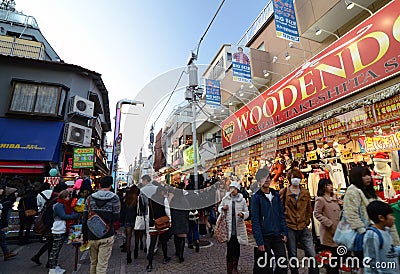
[232,45,252,83]
[272,0,299,43]
[205,79,221,106]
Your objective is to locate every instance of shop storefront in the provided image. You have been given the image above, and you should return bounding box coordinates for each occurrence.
[214,1,400,203]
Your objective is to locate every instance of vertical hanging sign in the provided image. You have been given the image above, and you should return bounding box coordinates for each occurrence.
[231,45,252,83]
[272,0,299,43]
[205,79,221,106]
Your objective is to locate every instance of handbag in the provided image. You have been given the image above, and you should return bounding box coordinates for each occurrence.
[214,212,228,243]
[86,197,110,238]
[333,210,357,251]
[23,201,37,217]
[149,200,170,230]
[134,198,145,231]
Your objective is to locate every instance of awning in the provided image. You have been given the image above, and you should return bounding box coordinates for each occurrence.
[0,161,46,174]
[0,118,64,162]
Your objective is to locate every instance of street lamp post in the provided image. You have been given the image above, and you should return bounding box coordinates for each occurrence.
[111,99,144,191]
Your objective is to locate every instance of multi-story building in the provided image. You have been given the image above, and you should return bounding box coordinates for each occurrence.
[0,8,111,183]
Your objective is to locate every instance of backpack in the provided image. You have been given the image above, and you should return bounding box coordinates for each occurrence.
[86,197,110,238]
[34,194,57,234]
[353,226,384,253]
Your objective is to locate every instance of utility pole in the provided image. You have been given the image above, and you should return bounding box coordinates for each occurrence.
[185,53,203,190]
[149,124,155,169]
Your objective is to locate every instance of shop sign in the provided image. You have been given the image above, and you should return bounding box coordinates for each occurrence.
[231,45,252,83]
[264,138,277,152]
[73,148,94,169]
[62,154,80,176]
[183,144,200,169]
[350,132,360,139]
[374,94,400,122]
[359,131,400,153]
[221,0,400,148]
[290,129,305,145]
[306,142,315,150]
[323,117,346,137]
[235,163,248,175]
[205,79,221,106]
[306,151,317,161]
[305,123,324,141]
[252,161,259,169]
[364,128,375,136]
[337,135,349,144]
[277,134,290,149]
[341,149,353,160]
[346,106,375,130]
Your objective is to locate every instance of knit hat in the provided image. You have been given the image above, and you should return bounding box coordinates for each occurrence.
[373,152,391,162]
[5,187,17,196]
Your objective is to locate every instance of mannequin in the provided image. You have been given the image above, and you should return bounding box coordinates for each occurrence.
[373,152,397,199]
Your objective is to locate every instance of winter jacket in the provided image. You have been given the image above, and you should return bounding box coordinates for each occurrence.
[0,194,16,229]
[251,188,288,247]
[218,193,249,245]
[343,184,400,245]
[37,190,53,212]
[51,202,79,234]
[82,190,120,241]
[313,195,341,247]
[170,195,190,235]
[280,186,312,231]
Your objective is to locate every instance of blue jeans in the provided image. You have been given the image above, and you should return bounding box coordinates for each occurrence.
[187,221,199,245]
[0,229,10,254]
[286,227,319,274]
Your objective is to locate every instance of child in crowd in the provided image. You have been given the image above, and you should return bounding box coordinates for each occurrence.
[364,200,400,274]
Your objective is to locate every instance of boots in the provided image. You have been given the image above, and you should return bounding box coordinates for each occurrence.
[134,247,138,259]
[227,261,234,274]
[146,260,153,272]
[232,257,239,274]
[4,251,17,261]
[174,236,179,256]
[127,252,132,264]
[194,240,200,252]
[178,237,185,263]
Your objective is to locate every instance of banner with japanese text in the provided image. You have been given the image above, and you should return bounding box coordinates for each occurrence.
[272,0,299,42]
[231,45,252,83]
[73,147,94,169]
[205,79,221,106]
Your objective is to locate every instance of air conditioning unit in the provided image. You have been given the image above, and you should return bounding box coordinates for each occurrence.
[64,122,92,147]
[69,96,94,117]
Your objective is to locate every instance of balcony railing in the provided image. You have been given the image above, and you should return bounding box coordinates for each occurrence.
[0,35,45,59]
[237,0,274,46]
[0,9,39,28]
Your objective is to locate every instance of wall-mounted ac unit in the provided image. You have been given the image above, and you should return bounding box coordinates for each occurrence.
[64,122,92,147]
[69,96,94,117]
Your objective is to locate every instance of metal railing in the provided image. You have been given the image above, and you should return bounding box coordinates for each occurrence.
[0,35,45,59]
[0,9,39,28]
[237,0,274,46]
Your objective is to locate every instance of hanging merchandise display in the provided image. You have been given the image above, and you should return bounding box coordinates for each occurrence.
[372,152,399,200]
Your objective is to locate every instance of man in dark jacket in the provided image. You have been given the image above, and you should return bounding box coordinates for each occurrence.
[251,167,288,274]
[82,176,120,274]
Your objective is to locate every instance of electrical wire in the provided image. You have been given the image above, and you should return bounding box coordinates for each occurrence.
[194,0,226,60]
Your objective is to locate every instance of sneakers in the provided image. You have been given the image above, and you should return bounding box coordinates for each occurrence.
[55,266,66,274]
[195,241,200,252]
[4,251,17,260]
[31,255,42,265]
[146,263,153,272]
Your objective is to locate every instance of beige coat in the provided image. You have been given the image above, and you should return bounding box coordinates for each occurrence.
[343,184,400,245]
[314,195,341,247]
[218,193,249,245]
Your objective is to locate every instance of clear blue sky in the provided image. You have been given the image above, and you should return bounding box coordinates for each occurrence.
[16,0,270,169]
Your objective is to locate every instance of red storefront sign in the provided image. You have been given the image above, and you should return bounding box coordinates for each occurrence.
[277,134,290,149]
[221,0,400,148]
[290,129,305,145]
[346,106,375,130]
[323,116,347,137]
[305,123,324,141]
[374,94,400,122]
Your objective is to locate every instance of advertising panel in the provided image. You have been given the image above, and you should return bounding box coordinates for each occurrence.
[272,0,299,42]
[73,147,94,169]
[231,45,252,83]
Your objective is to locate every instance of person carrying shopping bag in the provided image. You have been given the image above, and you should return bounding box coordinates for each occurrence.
[218,181,249,274]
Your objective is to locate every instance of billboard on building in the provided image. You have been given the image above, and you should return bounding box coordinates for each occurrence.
[272,0,299,43]
[73,147,94,169]
[205,79,221,106]
[231,45,252,83]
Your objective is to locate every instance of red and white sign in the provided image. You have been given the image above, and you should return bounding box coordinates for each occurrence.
[221,0,400,148]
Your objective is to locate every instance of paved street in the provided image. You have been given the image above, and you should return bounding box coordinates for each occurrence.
[1,232,322,274]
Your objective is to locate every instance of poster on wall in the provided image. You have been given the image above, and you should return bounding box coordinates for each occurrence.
[231,45,252,83]
[374,94,400,122]
[272,0,300,42]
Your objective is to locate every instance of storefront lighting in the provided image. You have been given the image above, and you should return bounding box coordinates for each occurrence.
[229,102,233,105]
[221,109,225,113]
[239,93,244,97]
[315,27,340,39]
[263,69,284,79]
[248,84,254,89]
[345,0,373,15]
[285,52,291,60]
[272,56,278,63]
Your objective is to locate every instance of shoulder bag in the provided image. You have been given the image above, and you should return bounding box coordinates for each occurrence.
[214,211,228,243]
[134,197,145,231]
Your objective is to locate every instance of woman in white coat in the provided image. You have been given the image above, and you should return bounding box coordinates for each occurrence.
[218,181,249,274]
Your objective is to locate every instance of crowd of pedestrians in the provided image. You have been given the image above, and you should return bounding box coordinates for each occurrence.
[0,164,399,274]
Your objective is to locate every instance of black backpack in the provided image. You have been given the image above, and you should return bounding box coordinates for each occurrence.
[34,194,57,234]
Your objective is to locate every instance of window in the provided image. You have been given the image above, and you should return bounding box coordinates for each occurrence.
[8,81,68,117]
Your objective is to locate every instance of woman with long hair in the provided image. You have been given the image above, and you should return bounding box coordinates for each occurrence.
[124,185,145,263]
[314,179,342,274]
